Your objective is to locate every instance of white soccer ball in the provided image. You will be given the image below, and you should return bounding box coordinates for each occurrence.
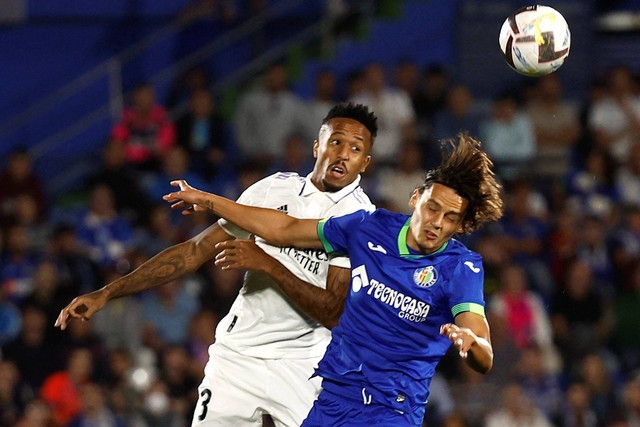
[499,5,571,77]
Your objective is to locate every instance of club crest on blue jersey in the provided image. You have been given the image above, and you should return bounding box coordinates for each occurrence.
[413,266,438,288]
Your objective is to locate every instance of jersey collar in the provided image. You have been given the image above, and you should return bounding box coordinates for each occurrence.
[300,173,363,203]
[398,216,448,258]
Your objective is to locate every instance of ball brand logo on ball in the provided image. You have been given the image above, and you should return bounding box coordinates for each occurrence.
[413,266,438,288]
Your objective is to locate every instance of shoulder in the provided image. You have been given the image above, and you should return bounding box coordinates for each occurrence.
[447,239,483,265]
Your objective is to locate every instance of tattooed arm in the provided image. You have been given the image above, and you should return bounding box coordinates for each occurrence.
[55,223,232,329]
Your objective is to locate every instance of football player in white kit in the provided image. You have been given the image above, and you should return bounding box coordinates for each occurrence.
[55,102,378,427]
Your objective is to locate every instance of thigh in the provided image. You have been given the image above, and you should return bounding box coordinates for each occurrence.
[191,346,266,427]
[266,357,322,427]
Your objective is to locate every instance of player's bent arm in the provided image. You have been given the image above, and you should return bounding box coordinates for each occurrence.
[266,263,349,329]
[453,311,493,374]
[55,224,232,329]
[104,223,231,299]
[164,181,323,248]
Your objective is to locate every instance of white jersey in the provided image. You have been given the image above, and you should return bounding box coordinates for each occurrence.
[215,172,374,359]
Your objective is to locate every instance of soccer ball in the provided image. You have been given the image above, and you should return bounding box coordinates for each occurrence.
[499,5,571,77]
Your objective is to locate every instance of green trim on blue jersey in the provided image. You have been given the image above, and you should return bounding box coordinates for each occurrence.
[451,302,485,318]
[397,217,448,258]
[318,218,336,253]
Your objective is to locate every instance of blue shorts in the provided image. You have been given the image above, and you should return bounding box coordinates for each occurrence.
[301,380,423,427]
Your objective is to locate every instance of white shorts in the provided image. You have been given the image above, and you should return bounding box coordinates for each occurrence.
[191,344,322,427]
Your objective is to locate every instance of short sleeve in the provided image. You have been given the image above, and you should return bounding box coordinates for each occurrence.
[317,210,369,255]
[218,176,272,238]
[447,254,487,318]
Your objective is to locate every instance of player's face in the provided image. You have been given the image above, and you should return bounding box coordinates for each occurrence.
[311,118,372,192]
[407,183,468,253]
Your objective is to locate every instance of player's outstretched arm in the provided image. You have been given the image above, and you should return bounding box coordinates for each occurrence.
[54,223,231,330]
[440,312,493,374]
[215,239,348,328]
[163,180,323,249]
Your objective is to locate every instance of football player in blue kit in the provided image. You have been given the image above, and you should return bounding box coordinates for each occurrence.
[163,134,504,427]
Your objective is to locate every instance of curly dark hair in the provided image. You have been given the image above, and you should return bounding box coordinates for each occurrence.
[417,133,504,234]
[323,102,378,141]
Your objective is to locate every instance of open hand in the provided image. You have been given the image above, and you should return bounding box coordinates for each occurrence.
[440,323,476,359]
[162,180,210,215]
[215,239,273,272]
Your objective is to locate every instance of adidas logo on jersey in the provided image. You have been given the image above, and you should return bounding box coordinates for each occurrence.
[277,205,288,214]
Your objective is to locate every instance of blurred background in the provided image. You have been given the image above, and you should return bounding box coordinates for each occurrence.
[2,0,640,426]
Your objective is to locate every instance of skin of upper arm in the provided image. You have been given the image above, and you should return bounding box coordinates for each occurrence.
[454,311,491,342]
[277,217,324,249]
[324,265,351,328]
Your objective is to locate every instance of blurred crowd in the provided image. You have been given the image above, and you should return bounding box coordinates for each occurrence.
[2,57,640,427]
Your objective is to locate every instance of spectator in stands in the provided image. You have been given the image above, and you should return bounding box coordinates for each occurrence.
[269,132,315,176]
[432,85,483,168]
[40,347,93,427]
[558,381,599,427]
[412,64,450,135]
[488,264,559,371]
[233,61,306,164]
[588,65,640,163]
[567,147,619,220]
[551,259,613,374]
[86,139,151,225]
[166,65,213,109]
[351,62,417,165]
[491,178,554,300]
[0,148,47,228]
[616,141,640,207]
[513,345,563,422]
[1,224,39,305]
[484,383,553,427]
[479,92,537,181]
[175,88,229,180]
[60,317,109,384]
[91,271,144,354]
[186,309,218,373]
[48,224,103,297]
[20,260,66,330]
[579,353,618,425]
[575,213,617,298]
[617,376,640,426]
[140,279,200,352]
[136,203,185,257]
[68,382,127,427]
[75,184,134,269]
[548,206,580,286]
[0,288,21,346]
[609,204,640,289]
[526,74,581,183]
[111,83,176,172]
[2,304,63,393]
[304,68,338,141]
[612,262,640,372]
[375,140,427,214]
[158,344,200,425]
[0,360,30,426]
[142,145,208,209]
[13,399,51,427]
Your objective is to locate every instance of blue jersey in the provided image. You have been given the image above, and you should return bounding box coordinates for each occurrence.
[316,209,486,415]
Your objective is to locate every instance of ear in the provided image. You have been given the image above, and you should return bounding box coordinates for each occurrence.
[409,188,421,209]
[313,140,319,158]
[360,155,372,173]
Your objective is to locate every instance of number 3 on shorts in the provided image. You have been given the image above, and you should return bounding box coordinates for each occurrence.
[197,388,212,421]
